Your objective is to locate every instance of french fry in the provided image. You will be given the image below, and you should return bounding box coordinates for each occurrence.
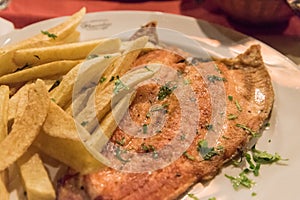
[77,63,161,133]
[0,80,49,171]
[49,38,121,108]
[76,36,149,132]
[0,7,86,76]
[0,85,9,141]
[50,55,119,108]
[95,36,149,92]
[34,102,106,174]
[86,91,136,151]
[17,153,56,200]
[13,39,108,67]
[0,60,81,85]
[8,83,31,126]
[57,30,80,44]
[0,85,9,200]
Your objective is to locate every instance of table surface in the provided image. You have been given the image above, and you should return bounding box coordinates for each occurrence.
[0,0,299,64]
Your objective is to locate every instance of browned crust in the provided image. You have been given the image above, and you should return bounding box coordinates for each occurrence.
[57,45,274,200]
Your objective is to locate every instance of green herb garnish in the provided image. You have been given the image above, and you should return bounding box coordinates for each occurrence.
[115,146,130,163]
[144,65,153,72]
[197,140,223,160]
[207,75,226,83]
[205,124,213,131]
[115,137,125,146]
[180,134,186,141]
[252,148,286,164]
[157,82,177,100]
[228,95,233,101]
[225,172,255,190]
[150,103,169,112]
[41,30,57,39]
[187,193,199,200]
[142,124,148,134]
[227,114,238,120]
[87,54,99,60]
[113,78,129,94]
[81,121,88,127]
[99,77,107,84]
[141,143,155,152]
[235,100,242,112]
[245,153,260,176]
[184,78,190,85]
[183,151,195,161]
[236,124,258,137]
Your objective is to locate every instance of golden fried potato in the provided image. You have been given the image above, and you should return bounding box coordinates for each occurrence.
[0,7,86,76]
[13,39,107,67]
[34,102,105,174]
[0,80,50,171]
[18,153,56,200]
[0,60,81,85]
[0,85,9,200]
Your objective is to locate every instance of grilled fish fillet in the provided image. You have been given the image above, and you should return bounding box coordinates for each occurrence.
[57,45,274,200]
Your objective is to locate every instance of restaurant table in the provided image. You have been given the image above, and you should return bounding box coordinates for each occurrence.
[0,0,299,65]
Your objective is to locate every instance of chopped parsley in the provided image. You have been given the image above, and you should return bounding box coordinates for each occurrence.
[99,77,107,84]
[225,172,255,190]
[50,98,56,102]
[226,146,287,190]
[228,95,233,101]
[104,55,112,59]
[81,121,88,127]
[115,146,130,163]
[41,30,57,39]
[141,143,158,159]
[207,75,226,83]
[87,54,99,60]
[144,65,153,72]
[252,148,286,164]
[141,143,155,152]
[187,193,199,200]
[184,78,190,85]
[142,124,148,134]
[197,140,223,160]
[236,124,258,137]
[235,99,242,112]
[251,192,257,196]
[157,82,177,100]
[113,78,129,94]
[227,114,238,120]
[244,153,261,176]
[208,198,216,200]
[205,124,213,131]
[180,134,186,141]
[150,103,169,112]
[115,137,125,146]
[183,151,195,161]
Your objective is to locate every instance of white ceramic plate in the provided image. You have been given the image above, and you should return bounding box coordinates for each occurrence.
[0,17,14,37]
[2,11,300,200]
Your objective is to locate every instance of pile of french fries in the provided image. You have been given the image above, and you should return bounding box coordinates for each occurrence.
[0,7,160,200]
